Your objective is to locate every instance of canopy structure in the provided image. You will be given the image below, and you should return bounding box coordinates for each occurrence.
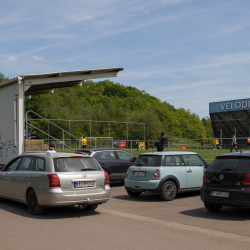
[0,67,124,165]
[0,67,124,97]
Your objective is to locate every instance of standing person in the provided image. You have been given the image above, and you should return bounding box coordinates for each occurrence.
[156,132,168,152]
[47,143,56,152]
[146,139,150,150]
[247,137,250,151]
[81,136,87,149]
[201,138,205,150]
[230,134,238,153]
[24,123,30,139]
[135,139,140,152]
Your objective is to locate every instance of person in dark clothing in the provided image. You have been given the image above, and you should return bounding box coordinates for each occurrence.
[157,132,168,152]
[200,138,205,150]
[135,139,140,152]
[146,139,150,150]
[230,134,238,153]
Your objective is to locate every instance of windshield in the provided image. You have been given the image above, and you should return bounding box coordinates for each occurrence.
[133,155,161,166]
[208,156,250,171]
[53,157,102,172]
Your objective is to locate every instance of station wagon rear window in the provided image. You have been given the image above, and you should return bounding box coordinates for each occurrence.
[54,157,102,172]
[133,155,161,166]
[208,156,250,171]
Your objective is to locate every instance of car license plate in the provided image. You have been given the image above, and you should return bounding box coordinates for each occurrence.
[210,191,229,197]
[134,171,146,177]
[74,181,95,188]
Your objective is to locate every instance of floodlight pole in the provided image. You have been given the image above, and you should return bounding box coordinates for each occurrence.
[144,124,145,141]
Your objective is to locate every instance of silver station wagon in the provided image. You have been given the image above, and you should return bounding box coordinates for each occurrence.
[125,151,208,201]
[0,152,110,215]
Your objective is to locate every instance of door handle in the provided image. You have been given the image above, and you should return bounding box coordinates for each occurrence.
[187,169,192,173]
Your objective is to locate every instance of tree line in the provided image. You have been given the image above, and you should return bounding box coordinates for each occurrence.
[0,72,213,141]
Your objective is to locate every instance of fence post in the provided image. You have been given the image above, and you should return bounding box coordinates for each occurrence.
[168,140,169,151]
[214,139,216,157]
[63,131,64,151]
[220,129,222,149]
[130,141,132,154]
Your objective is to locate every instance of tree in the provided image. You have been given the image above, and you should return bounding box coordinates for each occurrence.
[0,72,9,83]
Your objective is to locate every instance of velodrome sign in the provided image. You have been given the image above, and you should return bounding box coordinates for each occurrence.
[209,98,250,113]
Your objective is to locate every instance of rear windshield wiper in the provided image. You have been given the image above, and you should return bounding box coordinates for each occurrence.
[81,168,96,171]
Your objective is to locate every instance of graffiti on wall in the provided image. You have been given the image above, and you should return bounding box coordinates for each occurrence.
[0,132,16,159]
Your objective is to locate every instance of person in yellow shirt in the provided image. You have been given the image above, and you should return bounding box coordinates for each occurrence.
[81,136,87,149]
[213,137,222,150]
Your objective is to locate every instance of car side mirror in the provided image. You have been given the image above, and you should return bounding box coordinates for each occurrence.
[205,163,209,169]
[130,157,137,162]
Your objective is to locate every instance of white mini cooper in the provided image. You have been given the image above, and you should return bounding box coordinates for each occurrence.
[125,151,208,201]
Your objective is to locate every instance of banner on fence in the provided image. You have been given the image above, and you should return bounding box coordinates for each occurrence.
[119,141,126,147]
[182,145,186,150]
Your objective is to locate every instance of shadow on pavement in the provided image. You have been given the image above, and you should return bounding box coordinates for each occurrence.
[112,191,200,203]
[0,199,100,219]
[180,206,250,221]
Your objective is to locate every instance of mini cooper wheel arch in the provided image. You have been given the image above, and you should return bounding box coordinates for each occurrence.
[158,175,180,192]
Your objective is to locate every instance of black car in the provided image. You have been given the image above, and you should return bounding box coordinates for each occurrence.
[76,148,136,182]
[201,151,250,212]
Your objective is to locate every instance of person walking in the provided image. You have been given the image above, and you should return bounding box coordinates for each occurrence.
[81,136,87,149]
[230,134,238,153]
[201,138,205,150]
[135,139,140,152]
[146,139,150,150]
[156,132,168,152]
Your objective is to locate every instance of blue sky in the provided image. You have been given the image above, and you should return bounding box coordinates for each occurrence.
[1,0,250,118]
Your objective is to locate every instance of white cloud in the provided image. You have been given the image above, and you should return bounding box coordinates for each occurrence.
[32,56,44,61]
[8,56,17,61]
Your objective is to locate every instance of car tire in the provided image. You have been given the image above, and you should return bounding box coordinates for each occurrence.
[204,202,222,212]
[27,189,44,215]
[85,204,99,210]
[0,198,5,203]
[159,181,177,201]
[127,190,142,197]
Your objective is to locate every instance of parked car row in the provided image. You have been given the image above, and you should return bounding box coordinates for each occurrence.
[1,148,250,215]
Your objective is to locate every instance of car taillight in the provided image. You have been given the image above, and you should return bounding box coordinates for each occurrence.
[104,172,109,185]
[47,174,61,187]
[203,172,207,182]
[154,169,160,178]
[242,173,250,185]
[126,170,129,177]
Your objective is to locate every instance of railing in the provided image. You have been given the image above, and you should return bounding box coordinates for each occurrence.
[25,110,82,151]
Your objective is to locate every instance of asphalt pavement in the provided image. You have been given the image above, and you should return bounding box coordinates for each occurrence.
[1,183,250,250]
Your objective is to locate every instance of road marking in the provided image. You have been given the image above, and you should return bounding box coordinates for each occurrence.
[99,207,250,243]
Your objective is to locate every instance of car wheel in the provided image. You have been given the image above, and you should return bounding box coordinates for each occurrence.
[159,181,177,201]
[0,198,5,203]
[85,204,99,210]
[204,202,222,212]
[27,189,44,215]
[127,190,142,197]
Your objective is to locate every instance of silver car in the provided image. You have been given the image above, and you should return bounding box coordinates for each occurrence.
[0,151,110,215]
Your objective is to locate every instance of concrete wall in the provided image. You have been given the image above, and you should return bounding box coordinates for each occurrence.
[0,81,23,165]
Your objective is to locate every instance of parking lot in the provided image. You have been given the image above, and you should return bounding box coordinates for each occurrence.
[1,182,250,250]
